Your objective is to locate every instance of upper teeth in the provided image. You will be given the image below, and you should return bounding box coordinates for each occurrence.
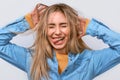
[59,37,64,40]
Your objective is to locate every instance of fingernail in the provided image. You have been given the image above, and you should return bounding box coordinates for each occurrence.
[79,31,82,34]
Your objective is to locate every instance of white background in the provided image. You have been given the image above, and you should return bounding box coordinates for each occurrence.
[0,0,120,80]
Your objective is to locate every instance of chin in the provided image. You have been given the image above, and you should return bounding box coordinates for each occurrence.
[53,45,66,50]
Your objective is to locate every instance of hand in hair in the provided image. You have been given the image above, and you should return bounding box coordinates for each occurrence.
[25,3,48,29]
[31,3,48,27]
[78,17,90,38]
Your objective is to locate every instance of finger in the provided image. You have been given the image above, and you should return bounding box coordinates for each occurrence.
[37,3,48,11]
[37,4,48,15]
[31,4,43,25]
[37,3,48,7]
[31,10,39,26]
[31,3,48,26]
[78,19,86,38]
[32,3,47,15]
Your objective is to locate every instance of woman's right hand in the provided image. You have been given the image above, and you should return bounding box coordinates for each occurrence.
[31,3,48,27]
[25,3,48,29]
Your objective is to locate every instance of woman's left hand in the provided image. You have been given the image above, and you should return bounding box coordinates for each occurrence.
[78,17,89,38]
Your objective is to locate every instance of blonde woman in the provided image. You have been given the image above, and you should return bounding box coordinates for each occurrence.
[0,3,120,80]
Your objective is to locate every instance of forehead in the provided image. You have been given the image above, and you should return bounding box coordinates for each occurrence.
[48,11,67,23]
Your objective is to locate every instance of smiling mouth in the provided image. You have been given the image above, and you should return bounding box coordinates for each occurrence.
[58,37,64,41]
[52,37,65,44]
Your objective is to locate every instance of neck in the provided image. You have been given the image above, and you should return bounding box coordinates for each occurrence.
[54,49,68,55]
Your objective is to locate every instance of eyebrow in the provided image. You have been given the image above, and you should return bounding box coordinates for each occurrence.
[48,22,67,25]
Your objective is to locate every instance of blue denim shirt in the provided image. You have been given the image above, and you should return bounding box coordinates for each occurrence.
[0,17,120,80]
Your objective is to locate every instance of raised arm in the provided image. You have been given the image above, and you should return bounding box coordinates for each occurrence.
[85,19,120,77]
[0,3,48,72]
[0,16,30,72]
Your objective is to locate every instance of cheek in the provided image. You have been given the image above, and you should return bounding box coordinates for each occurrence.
[47,29,51,36]
[64,28,70,36]
[47,29,54,38]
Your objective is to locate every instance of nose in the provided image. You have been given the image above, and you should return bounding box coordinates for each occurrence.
[55,26,61,35]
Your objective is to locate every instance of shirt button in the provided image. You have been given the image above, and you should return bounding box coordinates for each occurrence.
[65,69,68,72]
[70,58,72,61]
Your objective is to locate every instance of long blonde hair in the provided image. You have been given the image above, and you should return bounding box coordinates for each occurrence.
[31,3,90,80]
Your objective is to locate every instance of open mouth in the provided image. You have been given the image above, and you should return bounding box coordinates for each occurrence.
[52,37,65,45]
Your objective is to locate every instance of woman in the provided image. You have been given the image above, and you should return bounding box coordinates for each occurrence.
[0,3,120,80]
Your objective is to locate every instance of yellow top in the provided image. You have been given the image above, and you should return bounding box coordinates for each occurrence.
[84,18,90,33]
[56,53,68,74]
[25,13,34,29]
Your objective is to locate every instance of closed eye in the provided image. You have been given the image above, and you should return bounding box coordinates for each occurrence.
[48,26,55,28]
[61,26,67,28]
[60,23,68,28]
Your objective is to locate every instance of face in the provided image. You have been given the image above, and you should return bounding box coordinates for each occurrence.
[47,12,70,53]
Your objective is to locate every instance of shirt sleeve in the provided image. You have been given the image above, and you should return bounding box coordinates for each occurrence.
[25,13,34,29]
[86,19,120,77]
[0,16,31,72]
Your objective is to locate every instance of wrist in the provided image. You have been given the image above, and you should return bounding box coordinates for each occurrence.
[84,18,90,34]
[25,13,34,29]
